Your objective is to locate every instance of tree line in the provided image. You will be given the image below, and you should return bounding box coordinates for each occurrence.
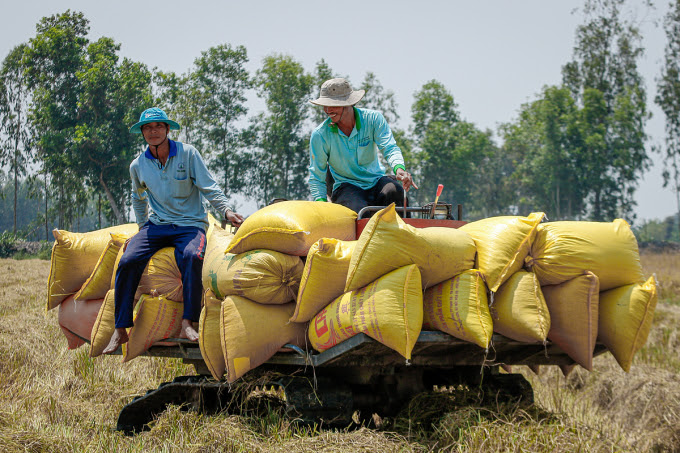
[2,0,680,241]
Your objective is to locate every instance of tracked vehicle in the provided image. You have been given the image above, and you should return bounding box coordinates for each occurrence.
[109,203,607,433]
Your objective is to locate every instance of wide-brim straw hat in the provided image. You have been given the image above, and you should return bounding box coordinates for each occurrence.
[310,78,365,107]
[129,107,181,134]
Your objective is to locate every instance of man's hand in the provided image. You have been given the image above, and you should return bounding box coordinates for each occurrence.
[226,209,245,227]
[396,168,418,192]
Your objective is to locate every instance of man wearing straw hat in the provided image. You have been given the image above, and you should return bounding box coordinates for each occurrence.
[103,107,244,354]
[309,77,417,215]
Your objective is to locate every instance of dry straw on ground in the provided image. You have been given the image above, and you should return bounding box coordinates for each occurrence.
[0,253,678,452]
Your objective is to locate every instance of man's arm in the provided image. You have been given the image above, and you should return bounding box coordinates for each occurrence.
[130,164,149,228]
[371,111,405,171]
[371,111,417,191]
[188,146,244,226]
[309,131,330,201]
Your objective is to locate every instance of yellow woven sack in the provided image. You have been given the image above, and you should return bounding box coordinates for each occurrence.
[423,270,493,349]
[542,272,599,370]
[123,294,183,362]
[221,296,307,383]
[203,226,234,287]
[205,212,220,240]
[74,233,131,301]
[598,276,658,372]
[204,248,303,304]
[47,223,138,310]
[290,238,357,323]
[58,295,104,350]
[89,289,116,357]
[492,271,550,343]
[109,238,128,288]
[199,290,225,380]
[527,219,644,291]
[309,264,423,359]
[460,213,545,292]
[226,200,357,256]
[136,247,183,302]
[345,204,475,292]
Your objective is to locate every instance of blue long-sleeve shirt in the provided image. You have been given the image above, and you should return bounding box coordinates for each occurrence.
[308,108,405,201]
[130,140,231,230]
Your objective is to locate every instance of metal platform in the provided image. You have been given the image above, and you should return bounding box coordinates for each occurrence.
[133,331,608,370]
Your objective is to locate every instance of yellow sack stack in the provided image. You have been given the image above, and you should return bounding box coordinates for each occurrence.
[89,289,116,357]
[199,290,225,380]
[423,270,493,349]
[204,248,303,304]
[492,270,550,343]
[346,204,475,291]
[527,219,644,291]
[290,238,357,322]
[123,294,183,362]
[542,272,600,370]
[221,296,307,383]
[598,276,658,372]
[226,200,357,256]
[136,247,183,302]
[47,223,138,310]
[309,264,423,360]
[74,233,131,301]
[460,213,544,292]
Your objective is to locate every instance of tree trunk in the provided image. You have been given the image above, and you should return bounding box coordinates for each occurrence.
[675,179,680,241]
[100,171,124,225]
[44,170,48,240]
[13,150,17,235]
[59,183,64,229]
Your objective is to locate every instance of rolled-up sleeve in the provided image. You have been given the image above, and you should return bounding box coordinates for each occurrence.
[309,130,329,200]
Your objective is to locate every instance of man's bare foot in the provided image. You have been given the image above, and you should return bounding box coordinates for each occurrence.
[103,328,129,355]
[179,318,199,342]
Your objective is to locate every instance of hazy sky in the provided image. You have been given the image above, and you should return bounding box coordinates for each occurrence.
[1,0,673,222]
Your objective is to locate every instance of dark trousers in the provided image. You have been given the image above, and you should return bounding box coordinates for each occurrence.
[114,221,206,328]
[332,175,405,218]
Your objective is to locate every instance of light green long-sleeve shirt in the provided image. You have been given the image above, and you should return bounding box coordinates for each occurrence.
[308,108,405,200]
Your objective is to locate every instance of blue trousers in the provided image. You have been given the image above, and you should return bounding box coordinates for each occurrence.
[114,221,206,329]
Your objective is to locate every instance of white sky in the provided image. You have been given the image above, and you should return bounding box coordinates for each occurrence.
[1,0,673,222]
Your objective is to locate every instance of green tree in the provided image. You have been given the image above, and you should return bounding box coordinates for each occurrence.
[562,0,650,221]
[249,54,314,205]
[73,37,152,224]
[23,10,90,230]
[410,80,492,213]
[501,85,587,219]
[469,142,515,218]
[359,72,400,125]
[154,70,203,146]
[0,44,32,234]
[655,0,680,237]
[193,44,251,201]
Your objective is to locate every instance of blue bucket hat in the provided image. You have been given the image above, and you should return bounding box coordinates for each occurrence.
[129,107,181,134]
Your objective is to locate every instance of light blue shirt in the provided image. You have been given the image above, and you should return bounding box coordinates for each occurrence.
[130,140,231,230]
[308,108,405,201]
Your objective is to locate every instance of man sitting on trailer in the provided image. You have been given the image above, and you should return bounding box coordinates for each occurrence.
[103,107,244,355]
[308,78,417,216]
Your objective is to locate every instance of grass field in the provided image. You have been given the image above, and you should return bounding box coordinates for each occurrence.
[0,250,678,452]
